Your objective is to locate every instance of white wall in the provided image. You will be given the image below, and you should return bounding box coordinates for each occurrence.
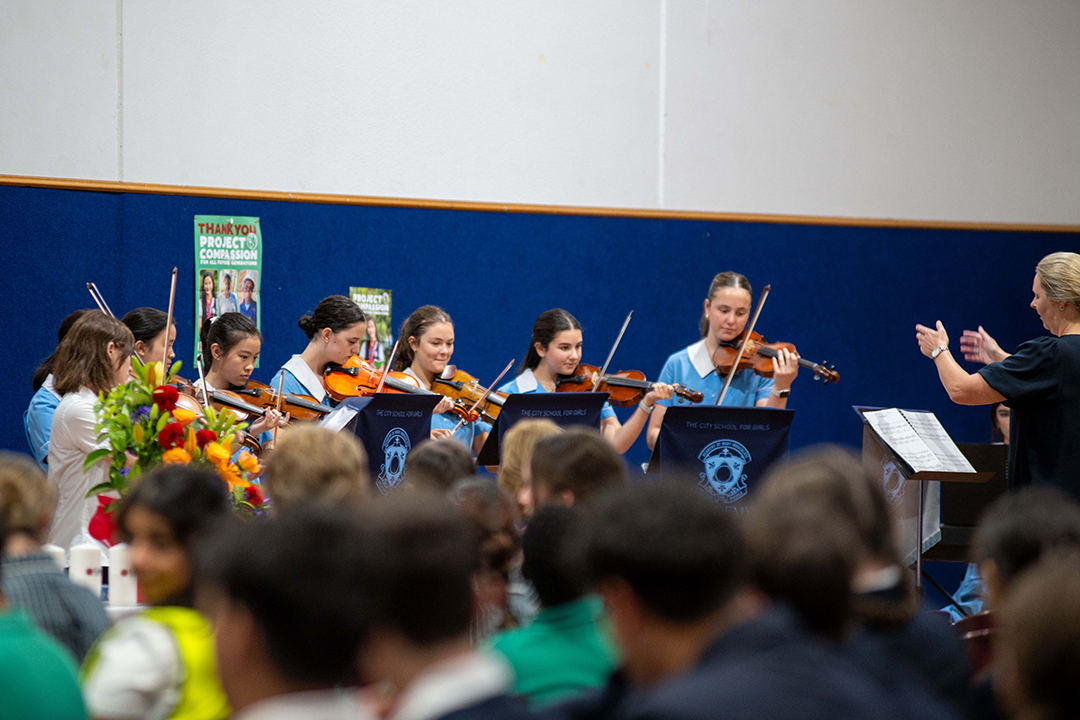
[2,0,1079,224]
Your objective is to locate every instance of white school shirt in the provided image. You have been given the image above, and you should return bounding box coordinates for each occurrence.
[268,354,330,405]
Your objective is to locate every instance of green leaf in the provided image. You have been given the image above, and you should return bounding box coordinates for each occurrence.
[86,482,115,497]
[83,448,112,470]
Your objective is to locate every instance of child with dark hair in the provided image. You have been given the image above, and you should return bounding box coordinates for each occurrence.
[357,494,531,720]
[405,438,476,493]
[196,506,370,719]
[530,427,626,508]
[122,306,176,368]
[489,505,616,707]
[81,466,233,720]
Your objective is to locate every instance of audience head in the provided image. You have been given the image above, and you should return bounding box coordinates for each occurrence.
[261,425,369,512]
[197,506,369,706]
[32,309,90,391]
[53,310,135,395]
[973,487,1080,608]
[996,553,1080,720]
[0,452,52,547]
[522,504,589,609]
[530,427,626,507]
[497,418,561,521]
[117,465,233,607]
[404,438,475,493]
[991,402,1011,444]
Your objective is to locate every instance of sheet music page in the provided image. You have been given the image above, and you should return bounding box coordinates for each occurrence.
[319,404,358,433]
[863,408,946,473]
[899,410,976,473]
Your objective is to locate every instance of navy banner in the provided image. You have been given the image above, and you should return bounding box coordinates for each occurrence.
[476,392,608,466]
[342,394,440,493]
[656,406,794,506]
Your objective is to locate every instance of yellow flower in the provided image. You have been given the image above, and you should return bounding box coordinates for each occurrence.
[237,450,260,475]
[184,427,198,457]
[132,424,145,444]
[161,448,192,465]
[145,362,161,388]
[217,463,251,489]
[171,407,198,427]
[205,441,230,467]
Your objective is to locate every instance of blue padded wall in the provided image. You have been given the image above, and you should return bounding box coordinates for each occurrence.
[1,183,1074,469]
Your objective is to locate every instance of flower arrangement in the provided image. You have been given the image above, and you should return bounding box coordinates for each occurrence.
[83,358,268,529]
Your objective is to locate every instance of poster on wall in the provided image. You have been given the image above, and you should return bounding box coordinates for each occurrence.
[194,215,263,367]
[350,287,393,369]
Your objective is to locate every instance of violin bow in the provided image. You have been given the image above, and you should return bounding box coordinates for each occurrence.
[86,283,116,318]
[375,339,400,394]
[716,285,770,406]
[273,372,285,445]
[162,268,177,371]
[451,359,515,433]
[194,350,212,414]
[592,311,634,392]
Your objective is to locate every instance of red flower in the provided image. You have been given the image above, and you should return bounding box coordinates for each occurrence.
[244,484,265,507]
[195,429,218,448]
[158,422,185,449]
[88,496,117,546]
[152,385,180,412]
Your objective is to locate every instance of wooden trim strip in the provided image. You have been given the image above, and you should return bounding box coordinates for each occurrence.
[1,173,1077,234]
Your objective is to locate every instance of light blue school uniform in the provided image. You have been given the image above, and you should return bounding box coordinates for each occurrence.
[403,369,492,452]
[498,369,617,421]
[268,355,333,408]
[656,339,773,409]
[23,375,61,470]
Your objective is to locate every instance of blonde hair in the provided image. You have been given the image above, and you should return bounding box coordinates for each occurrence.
[1036,252,1080,314]
[496,419,562,496]
[0,452,53,539]
[261,426,369,511]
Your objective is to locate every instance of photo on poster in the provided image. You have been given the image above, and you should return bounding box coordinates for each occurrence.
[350,287,393,369]
[238,270,259,324]
[195,216,263,367]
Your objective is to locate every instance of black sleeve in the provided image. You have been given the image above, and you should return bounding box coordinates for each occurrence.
[978,337,1058,404]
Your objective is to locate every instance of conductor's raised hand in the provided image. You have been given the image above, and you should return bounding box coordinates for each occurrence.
[916,321,950,359]
[959,326,1006,365]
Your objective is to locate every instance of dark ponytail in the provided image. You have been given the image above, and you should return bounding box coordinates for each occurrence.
[200,312,261,373]
[297,295,365,340]
[394,306,453,371]
[122,307,168,345]
[700,272,752,338]
[521,309,581,372]
[32,309,91,391]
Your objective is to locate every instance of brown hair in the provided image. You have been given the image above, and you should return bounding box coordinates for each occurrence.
[52,311,134,395]
[522,309,581,372]
[1036,252,1080,314]
[497,419,562,496]
[530,427,626,505]
[394,305,453,372]
[0,452,53,539]
[262,426,369,511]
[405,439,476,493]
[700,272,752,337]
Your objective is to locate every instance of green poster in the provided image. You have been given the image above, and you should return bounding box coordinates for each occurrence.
[350,287,393,369]
[194,215,263,367]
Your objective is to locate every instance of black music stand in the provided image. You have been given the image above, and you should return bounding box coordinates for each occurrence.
[475,392,608,466]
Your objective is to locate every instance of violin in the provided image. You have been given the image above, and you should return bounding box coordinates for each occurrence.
[431,365,508,424]
[172,377,264,455]
[324,356,481,424]
[229,380,329,422]
[555,363,704,407]
[712,331,840,385]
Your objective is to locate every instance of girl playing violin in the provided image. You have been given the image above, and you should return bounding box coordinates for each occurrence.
[500,309,674,454]
[196,313,287,448]
[269,295,366,408]
[646,272,798,450]
[121,307,176,369]
[394,305,492,456]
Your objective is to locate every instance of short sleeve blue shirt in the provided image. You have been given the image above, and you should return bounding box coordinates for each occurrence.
[499,369,617,421]
[656,340,773,408]
[24,377,61,470]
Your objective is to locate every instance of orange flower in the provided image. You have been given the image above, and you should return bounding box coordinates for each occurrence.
[217,463,251,489]
[205,441,230,467]
[161,448,192,465]
[171,407,198,427]
[237,450,260,475]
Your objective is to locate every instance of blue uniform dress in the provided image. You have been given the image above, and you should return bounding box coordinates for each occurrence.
[498,369,617,421]
[24,375,61,470]
[656,339,773,409]
[403,368,492,452]
[268,355,333,408]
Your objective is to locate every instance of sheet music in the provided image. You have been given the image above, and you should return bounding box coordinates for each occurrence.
[898,410,976,473]
[319,403,358,433]
[863,408,946,473]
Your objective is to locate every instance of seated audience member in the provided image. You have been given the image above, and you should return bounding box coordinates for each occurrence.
[196,506,372,720]
[750,447,971,714]
[530,428,626,508]
[0,521,88,720]
[406,438,476,493]
[497,418,562,523]
[490,505,617,707]
[82,466,232,720]
[995,553,1080,720]
[0,452,109,662]
[357,494,531,720]
[24,309,89,470]
[449,478,521,639]
[261,425,369,512]
[576,480,897,720]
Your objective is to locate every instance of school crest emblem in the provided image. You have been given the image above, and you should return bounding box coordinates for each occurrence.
[376,427,411,493]
[698,439,752,504]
